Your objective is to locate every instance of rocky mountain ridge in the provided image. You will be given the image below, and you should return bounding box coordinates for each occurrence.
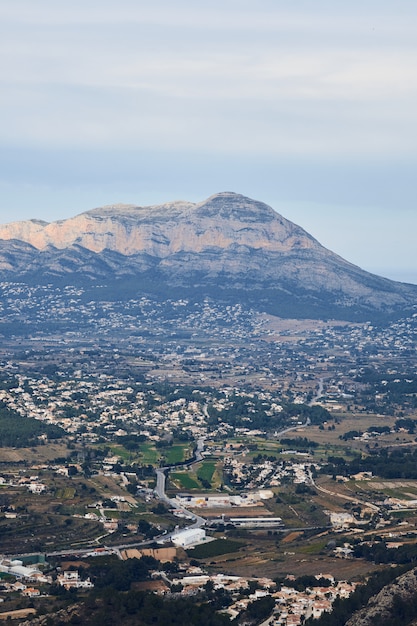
[346,566,417,626]
[0,192,416,320]
[0,193,315,257]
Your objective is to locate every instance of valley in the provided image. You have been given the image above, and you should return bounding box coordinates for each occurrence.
[0,193,416,624]
[0,285,416,624]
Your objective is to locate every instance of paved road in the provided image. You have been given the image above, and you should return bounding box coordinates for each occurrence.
[155,437,205,499]
[154,437,207,531]
[30,438,207,559]
[273,418,310,438]
[307,468,380,513]
[309,377,324,406]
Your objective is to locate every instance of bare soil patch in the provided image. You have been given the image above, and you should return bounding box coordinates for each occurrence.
[281,531,303,544]
[0,444,69,463]
[195,505,270,518]
[0,608,36,621]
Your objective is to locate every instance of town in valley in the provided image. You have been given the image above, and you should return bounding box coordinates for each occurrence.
[0,282,416,624]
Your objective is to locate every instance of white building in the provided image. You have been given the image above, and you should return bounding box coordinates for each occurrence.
[57,571,94,589]
[27,483,46,494]
[171,528,206,548]
[0,559,42,580]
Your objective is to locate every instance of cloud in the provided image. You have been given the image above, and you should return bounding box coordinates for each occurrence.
[1,13,416,159]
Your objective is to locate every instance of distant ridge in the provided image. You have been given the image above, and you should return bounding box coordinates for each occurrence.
[0,192,416,321]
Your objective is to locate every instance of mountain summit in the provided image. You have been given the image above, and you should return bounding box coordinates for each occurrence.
[0,192,314,256]
[0,192,415,320]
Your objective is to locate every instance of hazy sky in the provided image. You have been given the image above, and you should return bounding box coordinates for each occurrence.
[1,1,417,283]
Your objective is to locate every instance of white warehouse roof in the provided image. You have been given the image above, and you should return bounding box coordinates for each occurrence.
[172,528,206,547]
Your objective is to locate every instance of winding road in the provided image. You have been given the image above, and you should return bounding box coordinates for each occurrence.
[154,437,207,530]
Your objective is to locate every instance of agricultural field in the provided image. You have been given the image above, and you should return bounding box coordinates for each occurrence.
[200,530,382,580]
[164,444,192,465]
[138,443,160,465]
[197,461,217,484]
[188,538,244,559]
[169,472,200,490]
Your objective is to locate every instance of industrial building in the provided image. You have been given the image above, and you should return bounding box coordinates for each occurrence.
[171,528,206,548]
[229,517,283,528]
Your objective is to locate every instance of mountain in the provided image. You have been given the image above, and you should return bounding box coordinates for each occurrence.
[346,566,417,626]
[0,192,415,320]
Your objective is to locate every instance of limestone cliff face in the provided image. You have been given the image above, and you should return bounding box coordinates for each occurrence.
[0,192,316,257]
[0,192,415,319]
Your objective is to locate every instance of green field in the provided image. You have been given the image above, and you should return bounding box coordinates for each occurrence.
[165,444,189,465]
[108,444,137,462]
[298,540,328,555]
[189,539,244,559]
[197,462,216,485]
[170,472,200,490]
[138,443,159,464]
[103,510,120,519]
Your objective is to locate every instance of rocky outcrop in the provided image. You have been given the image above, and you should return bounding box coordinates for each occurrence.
[0,193,315,256]
[346,567,417,626]
[0,192,416,320]
[19,603,82,625]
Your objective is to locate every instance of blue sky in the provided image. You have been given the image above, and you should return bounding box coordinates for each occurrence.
[1,1,416,283]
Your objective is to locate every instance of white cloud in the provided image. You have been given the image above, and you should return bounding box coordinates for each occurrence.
[1,6,416,158]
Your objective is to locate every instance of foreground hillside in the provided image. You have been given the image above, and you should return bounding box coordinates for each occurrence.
[0,192,416,321]
[346,565,417,625]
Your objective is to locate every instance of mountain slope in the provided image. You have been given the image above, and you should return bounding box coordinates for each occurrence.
[346,566,417,626]
[0,192,415,320]
[0,193,316,256]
